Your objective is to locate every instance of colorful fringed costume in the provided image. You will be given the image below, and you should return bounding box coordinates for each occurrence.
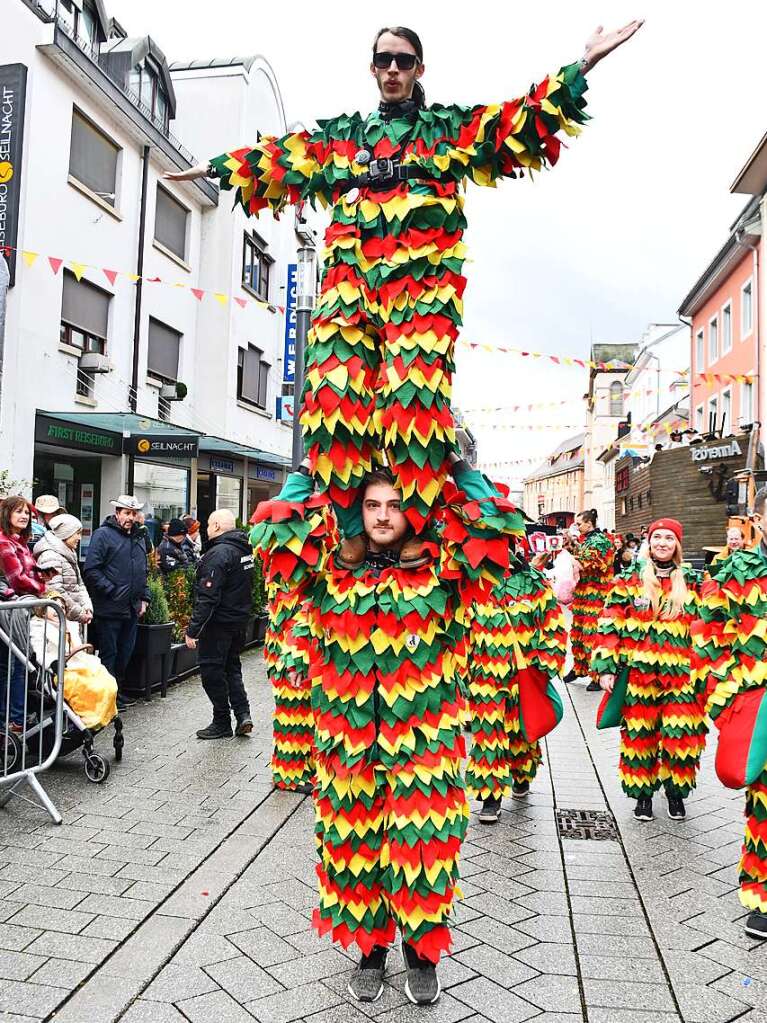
[251,465,524,963]
[691,549,767,915]
[592,563,706,799]
[210,64,588,532]
[261,509,339,791]
[465,563,566,799]
[571,529,614,679]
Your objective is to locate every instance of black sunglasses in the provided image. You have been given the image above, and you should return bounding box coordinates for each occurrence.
[373,51,419,71]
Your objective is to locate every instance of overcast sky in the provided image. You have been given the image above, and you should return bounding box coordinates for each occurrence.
[111,0,767,484]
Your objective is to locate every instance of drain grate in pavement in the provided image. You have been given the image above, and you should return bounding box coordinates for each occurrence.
[556,808,619,841]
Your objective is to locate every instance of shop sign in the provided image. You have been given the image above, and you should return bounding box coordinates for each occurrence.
[123,434,199,457]
[35,414,121,454]
[283,263,297,382]
[0,64,27,287]
[255,466,277,482]
[691,439,742,463]
[276,396,294,423]
[210,457,235,474]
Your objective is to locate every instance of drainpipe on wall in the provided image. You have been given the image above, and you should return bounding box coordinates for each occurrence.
[127,144,151,494]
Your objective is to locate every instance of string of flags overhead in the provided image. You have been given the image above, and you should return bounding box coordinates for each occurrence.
[3,244,285,315]
[2,243,757,386]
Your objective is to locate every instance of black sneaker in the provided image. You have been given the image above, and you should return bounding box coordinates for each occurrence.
[479,796,501,824]
[667,794,686,821]
[116,694,136,710]
[512,780,530,799]
[562,669,579,683]
[347,945,388,1002]
[586,680,601,692]
[745,911,767,939]
[293,781,313,795]
[235,715,253,736]
[634,797,653,822]
[403,942,440,1005]
[196,722,233,740]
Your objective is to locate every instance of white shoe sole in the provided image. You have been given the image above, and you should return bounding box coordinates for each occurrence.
[667,811,685,821]
[347,979,384,1003]
[512,790,529,800]
[404,975,441,1005]
[745,924,767,940]
[634,813,653,822]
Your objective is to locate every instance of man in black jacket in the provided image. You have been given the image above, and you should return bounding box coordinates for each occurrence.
[84,495,150,710]
[185,509,254,739]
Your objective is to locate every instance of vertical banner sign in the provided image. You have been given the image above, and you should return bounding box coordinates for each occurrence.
[283,263,297,382]
[79,483,95,559]
[0,65,27,287]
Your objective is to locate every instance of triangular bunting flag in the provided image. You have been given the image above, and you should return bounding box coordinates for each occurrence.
[126,273,140,283]
[22,251,38,267]
[213,293,228,305]
[70,262,87,281]
[103,269,118,287]
[48,257,63,274]
[191,289,205,301]
[234,297,248,309]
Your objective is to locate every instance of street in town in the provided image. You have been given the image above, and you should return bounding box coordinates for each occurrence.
[0,651,764,1023]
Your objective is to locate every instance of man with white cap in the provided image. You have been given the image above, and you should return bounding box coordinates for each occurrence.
[84,495,150,710]
[31,494,64,544]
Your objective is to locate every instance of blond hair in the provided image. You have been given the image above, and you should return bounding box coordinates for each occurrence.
[640,541,688,620]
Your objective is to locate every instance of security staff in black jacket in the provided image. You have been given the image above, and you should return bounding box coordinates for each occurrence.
[185,509,254,739]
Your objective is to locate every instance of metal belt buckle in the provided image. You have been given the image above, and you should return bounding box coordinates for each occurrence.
[369,158,395,180]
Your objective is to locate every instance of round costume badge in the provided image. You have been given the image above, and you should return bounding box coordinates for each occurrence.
[354,150,371,165]
[345,187,360,204]
[405,633,420,652]
[633,596,651,611]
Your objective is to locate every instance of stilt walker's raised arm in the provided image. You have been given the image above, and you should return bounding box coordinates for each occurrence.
[209,129,327,216]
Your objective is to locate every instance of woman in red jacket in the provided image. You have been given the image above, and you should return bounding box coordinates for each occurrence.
[0,497,43,732]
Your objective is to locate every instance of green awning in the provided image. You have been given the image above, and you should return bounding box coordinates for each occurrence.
[199,436,290,468]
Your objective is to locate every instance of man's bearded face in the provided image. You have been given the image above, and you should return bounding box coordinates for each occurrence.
[362,481,409,552]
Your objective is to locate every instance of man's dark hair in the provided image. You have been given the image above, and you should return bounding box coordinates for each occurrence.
[0,496,33,541]
[577,508,598,527]
[363,467,396,495]
[755,486,767,515]
[372,26,426,107]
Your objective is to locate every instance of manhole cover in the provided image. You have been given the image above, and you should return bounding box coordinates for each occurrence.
[556,808,618,841]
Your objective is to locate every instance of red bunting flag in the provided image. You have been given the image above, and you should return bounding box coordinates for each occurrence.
[191,289,204,301]
[234,297,248,309]
[48,257,63,274]
[103,269,118,287]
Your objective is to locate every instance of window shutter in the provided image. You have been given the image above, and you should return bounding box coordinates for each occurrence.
[61,271,110,338]
[155,186,187,260]
[242,347,261,403]
[69,111,118,202]
[148,319,181,381]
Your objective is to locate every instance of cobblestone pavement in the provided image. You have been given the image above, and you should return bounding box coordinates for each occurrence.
[0,652,766,1022]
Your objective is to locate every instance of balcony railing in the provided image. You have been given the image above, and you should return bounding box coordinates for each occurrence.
[37,0,198,166]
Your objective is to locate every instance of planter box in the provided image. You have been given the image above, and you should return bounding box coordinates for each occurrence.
[126,622,174,700]
[244,616,257,647]
[170,641,200,681]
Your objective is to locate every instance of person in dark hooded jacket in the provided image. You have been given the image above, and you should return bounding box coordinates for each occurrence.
[84,496,149,710]
[185,509,254,739]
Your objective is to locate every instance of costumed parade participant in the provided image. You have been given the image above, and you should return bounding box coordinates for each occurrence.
[691,487,767,939]
[563,508,614,691]
[166,20,642,536]
[592,519,706,822]
[465,546,567,823]
[251,455,525,1005]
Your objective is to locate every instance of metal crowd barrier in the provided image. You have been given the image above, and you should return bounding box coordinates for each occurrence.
[0,599,66,825]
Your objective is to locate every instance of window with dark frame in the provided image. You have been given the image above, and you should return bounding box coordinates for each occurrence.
[128,57,170,131]
[147,318,181,384]
[242,232,273,301]
[69,110,119,206]
[60,270,110,398]
[237,345,270,410]
[154,185,188,261]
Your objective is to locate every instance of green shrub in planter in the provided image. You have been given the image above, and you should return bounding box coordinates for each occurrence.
[165,566,196,642]
[144,573,170,624]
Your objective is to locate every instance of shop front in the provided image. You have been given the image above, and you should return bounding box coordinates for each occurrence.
[33,412,123,557]
[197,439,288,530]
[124,432,199,547]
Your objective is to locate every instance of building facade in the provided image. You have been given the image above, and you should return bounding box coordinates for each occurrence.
[582,343,637,530]
[1,0,307,547]
[523,433,585,527]
[678,200,761,440]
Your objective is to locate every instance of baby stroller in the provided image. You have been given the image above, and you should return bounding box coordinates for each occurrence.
[0,601,123,784]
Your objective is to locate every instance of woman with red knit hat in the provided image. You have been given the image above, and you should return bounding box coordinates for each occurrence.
[591,518,706,822]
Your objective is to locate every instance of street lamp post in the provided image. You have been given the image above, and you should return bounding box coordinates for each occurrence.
[291,242,317,469]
